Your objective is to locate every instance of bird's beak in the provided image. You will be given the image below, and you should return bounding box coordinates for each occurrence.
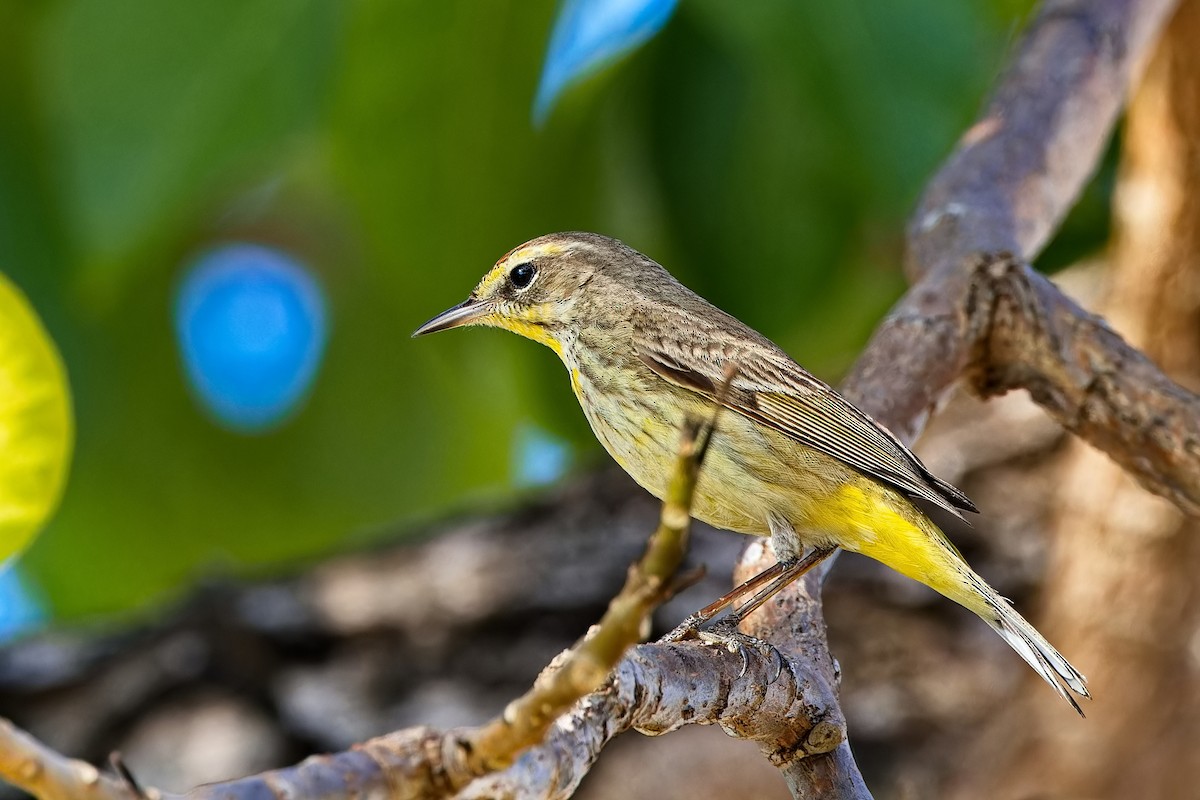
[412,297,489,337]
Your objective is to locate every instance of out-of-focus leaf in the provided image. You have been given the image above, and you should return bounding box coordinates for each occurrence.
[534,0,678,124]
[38,0,339,295]
[0,272,73,565]
[644,0,1004,369]
[5,0,1096,622]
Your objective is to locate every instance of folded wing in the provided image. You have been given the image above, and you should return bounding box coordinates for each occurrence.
[634,334,976,518]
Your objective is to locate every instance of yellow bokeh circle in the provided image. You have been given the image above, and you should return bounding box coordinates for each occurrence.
[0,273,72,564]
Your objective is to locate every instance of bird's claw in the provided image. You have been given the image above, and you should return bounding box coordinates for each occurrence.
[701,619,785,681]
[660,616,786,681]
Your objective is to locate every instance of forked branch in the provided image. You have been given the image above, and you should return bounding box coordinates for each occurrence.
[0,1,1192,799]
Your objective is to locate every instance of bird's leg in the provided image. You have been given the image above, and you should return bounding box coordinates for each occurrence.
[662,558,791,636]
[714,544,837,628]
[660,545,838,678]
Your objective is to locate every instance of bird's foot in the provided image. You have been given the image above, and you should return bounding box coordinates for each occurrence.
[661,616,785,681]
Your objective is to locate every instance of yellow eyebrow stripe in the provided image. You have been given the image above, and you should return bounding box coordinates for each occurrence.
[473,243,568,298]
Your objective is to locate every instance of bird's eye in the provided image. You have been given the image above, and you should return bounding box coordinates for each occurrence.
[509,263,537,290]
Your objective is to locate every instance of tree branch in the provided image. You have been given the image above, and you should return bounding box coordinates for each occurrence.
[970,256,1200,514]
[0,718,132,800]
[851,0,1180,433]
[455,638,842,800]
[1,1,1192,799]
[906,0,1176,277]
[844,0,1196,519]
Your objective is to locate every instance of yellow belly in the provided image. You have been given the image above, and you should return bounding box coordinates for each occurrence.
[561,349,1079,698]
[567,360,985,611]
[570,364,851,540]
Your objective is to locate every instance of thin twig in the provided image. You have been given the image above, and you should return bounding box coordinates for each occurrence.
[0,3,1188,800]
[0,718,133,800]
[446,412,714,784]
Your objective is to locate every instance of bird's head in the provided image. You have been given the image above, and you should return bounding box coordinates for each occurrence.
[413,232,641,355]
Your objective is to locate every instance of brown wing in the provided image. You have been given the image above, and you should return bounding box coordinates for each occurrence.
[634,334,977,518]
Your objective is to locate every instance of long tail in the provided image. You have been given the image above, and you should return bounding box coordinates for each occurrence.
[969,574,1089,714]
[839,483,1089,713]
[926,529,1090,714]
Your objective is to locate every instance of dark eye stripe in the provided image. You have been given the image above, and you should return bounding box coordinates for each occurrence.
[509,263,536,289]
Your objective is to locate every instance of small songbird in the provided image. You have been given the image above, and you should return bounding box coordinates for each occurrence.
[414,232,1088,712]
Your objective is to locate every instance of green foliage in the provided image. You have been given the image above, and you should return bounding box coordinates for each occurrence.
[42,0,339,293]
[0,0,1097,621]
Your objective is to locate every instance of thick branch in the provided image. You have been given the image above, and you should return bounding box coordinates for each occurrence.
[1,2,1191,800]
[853,0,1178,434]
[845,0,1197,518]
[782,744,874,800]
[907,0,1176,278]
[456,639,841,800]
[970,256,1200,514]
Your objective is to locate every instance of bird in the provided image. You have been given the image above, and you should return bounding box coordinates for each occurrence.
[413,231,1089,712]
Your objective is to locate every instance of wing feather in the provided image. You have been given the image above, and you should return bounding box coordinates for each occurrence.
[634,331,976,518]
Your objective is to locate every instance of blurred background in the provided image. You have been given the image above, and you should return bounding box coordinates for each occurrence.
[10,0,1183,798]
[3,0,1089,627]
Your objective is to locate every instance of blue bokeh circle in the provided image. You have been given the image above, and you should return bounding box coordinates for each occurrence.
[175,244,328,432]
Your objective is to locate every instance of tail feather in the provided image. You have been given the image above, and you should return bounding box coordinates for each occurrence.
[841,484,1088,713]
[979,585,1089,715]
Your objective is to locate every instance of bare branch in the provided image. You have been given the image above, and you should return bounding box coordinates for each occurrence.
[0,718,131,800]
[455,637,844,800]
[907,0,1177,278]
[844,0,1198,519]
[735,538,867,799]
[970,256,1200,514]
[3,3,1193,800]
[781,744,874,800]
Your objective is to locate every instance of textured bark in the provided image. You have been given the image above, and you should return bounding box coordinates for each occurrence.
[1,1,1196,798]
[969,258,1200,515]
[951,2,1200,796]
[849,0,1178,441]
